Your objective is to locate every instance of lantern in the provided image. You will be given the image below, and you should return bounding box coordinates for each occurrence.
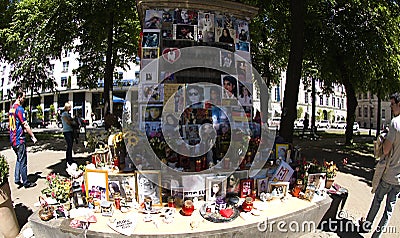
[72,181,87,208]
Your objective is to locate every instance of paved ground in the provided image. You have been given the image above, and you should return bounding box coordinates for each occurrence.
[0,130,399,237]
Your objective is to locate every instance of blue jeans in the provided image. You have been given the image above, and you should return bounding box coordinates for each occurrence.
[12,143,29,186]
[366,180,400,238]
[63,131,73,163]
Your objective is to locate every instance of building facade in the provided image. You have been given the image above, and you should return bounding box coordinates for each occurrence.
[0,52,140,124]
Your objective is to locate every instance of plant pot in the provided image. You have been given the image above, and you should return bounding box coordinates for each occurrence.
[325,178,335,189]
[0,181,20,238]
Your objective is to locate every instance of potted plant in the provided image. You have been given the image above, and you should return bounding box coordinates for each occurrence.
[323,160,338,188]
[0,154,20,238]
[41,173,72,204]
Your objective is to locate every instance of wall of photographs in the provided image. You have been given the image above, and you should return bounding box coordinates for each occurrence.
[139,8,256,171]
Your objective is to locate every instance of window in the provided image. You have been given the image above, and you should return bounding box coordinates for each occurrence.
[62,61,69,73]
[325,96,329,106]
[341,99,344,109]
[364,107,368,117]
[118,72,123,80]
[319,96,323,105]
[337,98,340,108]
[61,77,67,87]
[382,109,386,119]
[305,93,309,104]
[358,107,362,117]
[2,66,5,75]
[49,64,54,75]
[1,78,3,87]
[370,107,374,118]
[275,85,280,102]
[332,97,335,107]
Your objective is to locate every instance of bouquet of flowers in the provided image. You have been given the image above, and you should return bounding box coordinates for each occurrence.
[41,173,72,203]
[323,161,338,179]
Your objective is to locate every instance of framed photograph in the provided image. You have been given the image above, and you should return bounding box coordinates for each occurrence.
[85,169,108,201]
[257,178,269,196]
[171,186,184,207]
[136,171,163,206]
[221,74,238,99]
[144,10,163,29]
[271,161,294,182]
[182,174,207,199]
[226,170,248,195]
[108,173,136,202]
[163,84,185,113]
[303,184,316,201]
[307,173,326,191]
[220,51,234,68]
[205,176,227,202]
[268,181,289,198]
[276,143,289,159]
[142,48,159,59]
[142,29,161,47]
[240,178,254,198]
[139,83,164,102]
[174,24,197,40]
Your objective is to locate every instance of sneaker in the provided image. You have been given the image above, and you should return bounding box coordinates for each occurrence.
[23,182,37,188]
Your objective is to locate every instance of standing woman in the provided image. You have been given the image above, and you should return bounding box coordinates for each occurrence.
[61,102,75,165]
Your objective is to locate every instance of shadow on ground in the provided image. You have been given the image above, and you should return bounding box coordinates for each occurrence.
[294,134,376,187]
[46,155,91,177]
[14,203,33,229]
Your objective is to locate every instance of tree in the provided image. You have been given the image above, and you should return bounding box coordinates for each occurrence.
[306,0,400,144]
[73,0,140,118]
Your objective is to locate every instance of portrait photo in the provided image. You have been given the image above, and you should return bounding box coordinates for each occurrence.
[276,143,289,160]
[307,173,327,191]
[236,41,250,52]
[220,51,234,68]
[240,178,254,198]
[204,85,222,109]
[185,84,204,108]
[142,30,160,47]
[205,176,227,202]
[257,178,269,196]
[139,83,164,102]
[235,20,249,42]
[85,169,108,201]
[269,181,289,198]
[145,105,163,122]
[136,171,162,206]
[226,170,248,195]
[198,12,215,42]
[163,84,185,113]
[238,82,252,106]
[144,10,163,29]
[108,173,136,202]
[175,24,197,40]
[216,27,235,44]
[142,48,159,59]
[174,9,197,25]
[221,75,238,99]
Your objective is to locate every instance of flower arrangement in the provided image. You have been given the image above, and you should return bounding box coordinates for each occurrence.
[41,173,72,203]
[0,154,10,186]
[323,161,338,179]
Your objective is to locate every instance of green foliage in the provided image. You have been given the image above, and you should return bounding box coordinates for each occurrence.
[36,105,43,120]
[0,154,10,186]
[297,106,304,119]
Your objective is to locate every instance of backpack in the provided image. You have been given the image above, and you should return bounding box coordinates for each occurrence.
[373,132,387,159]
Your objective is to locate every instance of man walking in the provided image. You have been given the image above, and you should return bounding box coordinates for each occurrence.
[61,102,75,165]
[9,89,37,188]
[364,92,400,237]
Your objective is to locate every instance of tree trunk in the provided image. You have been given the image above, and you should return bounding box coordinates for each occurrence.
[280,0,305,143]
[103,10,115,121]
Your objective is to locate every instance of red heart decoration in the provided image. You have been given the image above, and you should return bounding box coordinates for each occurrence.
[219,208,234,218]
[162,48,181,64]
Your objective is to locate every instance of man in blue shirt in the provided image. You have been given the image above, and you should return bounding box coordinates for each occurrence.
[9,89,37,188]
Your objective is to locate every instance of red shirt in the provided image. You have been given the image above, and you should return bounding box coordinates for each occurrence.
[9,103,26,147]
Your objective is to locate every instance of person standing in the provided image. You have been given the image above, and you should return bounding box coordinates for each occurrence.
[9,89,37,188]
[363,92,400,237]
[61,102,75,165]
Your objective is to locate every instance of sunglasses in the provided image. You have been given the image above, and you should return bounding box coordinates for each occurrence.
[188,91,199,96]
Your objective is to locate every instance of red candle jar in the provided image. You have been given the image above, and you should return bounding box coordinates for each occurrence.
[195,160,201,172]
[113,156,120,168]
[168,197,175,208]
[181,200,195,216]
[242,197,254,212]
[114,193,121,210]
